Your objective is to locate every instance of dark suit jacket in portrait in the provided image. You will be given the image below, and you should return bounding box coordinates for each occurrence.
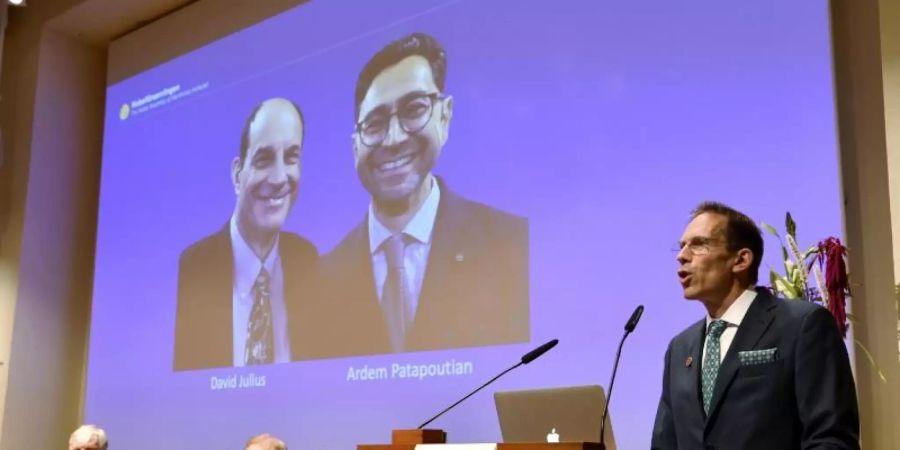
[315,178,529,358]
[173,225,319,371]
[651,288,859,450]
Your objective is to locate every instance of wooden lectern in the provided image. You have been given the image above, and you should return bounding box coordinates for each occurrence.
[358,429,604,450]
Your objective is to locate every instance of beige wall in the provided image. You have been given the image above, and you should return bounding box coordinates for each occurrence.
[886,0,900,393]
[881,0,900,402]
[2,28,104,447]
[0,5,105,447]
[0,1,90,442]
[880,0,900,380]
[829,0,900,447]
[883,0,900,288]
[0,0,898,448]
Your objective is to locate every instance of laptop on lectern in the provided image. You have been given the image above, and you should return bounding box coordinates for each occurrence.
[494,385,616,449]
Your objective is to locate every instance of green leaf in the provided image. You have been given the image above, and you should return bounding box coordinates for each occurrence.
[773,278,787,295]
[775,278,799,298]
[760,222,780,238]
[786,212,797,239]
[785,259,796,273]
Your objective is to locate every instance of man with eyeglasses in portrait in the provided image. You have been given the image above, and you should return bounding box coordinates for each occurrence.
[68,425,108,450]
[319,32,529,357]
[651,201,859,450]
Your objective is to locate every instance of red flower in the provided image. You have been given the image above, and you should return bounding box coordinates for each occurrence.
[811,237,849,337]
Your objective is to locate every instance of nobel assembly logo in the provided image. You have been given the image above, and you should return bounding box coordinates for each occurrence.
[119,103,131,120]
[120,82,209,121]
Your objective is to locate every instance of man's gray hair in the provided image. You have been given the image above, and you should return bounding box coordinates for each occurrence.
[245,433,287,450]
[69,424,108,449]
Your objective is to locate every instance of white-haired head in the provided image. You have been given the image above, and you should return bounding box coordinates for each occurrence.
[68,424,108,450]
[245,433,287,450]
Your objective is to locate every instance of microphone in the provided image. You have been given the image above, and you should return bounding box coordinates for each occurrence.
[599,305,643,449]
[417,339,559,429]
[624,304,644,333]
[520,338,559,364]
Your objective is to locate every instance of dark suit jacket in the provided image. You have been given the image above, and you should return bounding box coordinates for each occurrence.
[315,178,529,358]
[651,288,859,450]
[173,225,318,371]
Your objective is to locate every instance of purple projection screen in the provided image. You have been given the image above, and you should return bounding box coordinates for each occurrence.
[86,1,841,448]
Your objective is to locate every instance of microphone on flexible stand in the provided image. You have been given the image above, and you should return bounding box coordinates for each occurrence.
[599,305,644,449]
[417,338,559,429]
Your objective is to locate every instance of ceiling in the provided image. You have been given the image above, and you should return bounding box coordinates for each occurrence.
[46,0,199,46]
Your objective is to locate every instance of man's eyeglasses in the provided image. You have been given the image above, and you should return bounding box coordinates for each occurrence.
[355,92,444,147]
[673,238,721,256]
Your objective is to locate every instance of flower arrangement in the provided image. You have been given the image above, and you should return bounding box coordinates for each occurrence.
[762,212,885,382]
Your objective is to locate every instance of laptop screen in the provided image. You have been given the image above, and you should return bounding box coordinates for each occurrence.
[494,385,615,449]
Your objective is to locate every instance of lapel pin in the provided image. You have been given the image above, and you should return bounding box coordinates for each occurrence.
[685,356,693,368]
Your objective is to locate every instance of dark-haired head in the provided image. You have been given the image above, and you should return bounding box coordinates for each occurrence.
[676,201,764,311]
[350,33,454,215]
[354,32,447,121]
[689,201,764,284]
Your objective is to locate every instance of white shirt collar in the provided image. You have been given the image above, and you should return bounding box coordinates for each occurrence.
[368,176,441,254]
[230,215,280,294]
[706,288,757,328]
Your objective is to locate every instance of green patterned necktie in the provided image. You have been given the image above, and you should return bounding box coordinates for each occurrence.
[702,320,729,415]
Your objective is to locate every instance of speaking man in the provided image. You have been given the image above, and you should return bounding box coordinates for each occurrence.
[651,201,859,449]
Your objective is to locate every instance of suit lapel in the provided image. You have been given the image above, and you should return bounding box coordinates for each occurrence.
[210,224,235,366]
[686,322,706,417]
[354,220,381,310]
[280,233,316,359]
[280,233,299,358]
[350,216,391,352]
[705,290,777,425]
[407,178,470,348]
[280,235,297,329]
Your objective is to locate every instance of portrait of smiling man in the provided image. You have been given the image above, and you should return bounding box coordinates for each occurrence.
[319,32,529,357]
[174,97,318,371]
